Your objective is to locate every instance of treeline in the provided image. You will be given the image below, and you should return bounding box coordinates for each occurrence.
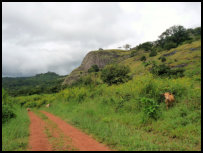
[2,72,66,96]
[131,25,201,56]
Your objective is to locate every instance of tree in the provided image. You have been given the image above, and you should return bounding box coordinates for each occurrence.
[123,44,131,50]
[101,64,130,85]
[158,25,190,48]
[149,50,157,57]
[136,42,153,51]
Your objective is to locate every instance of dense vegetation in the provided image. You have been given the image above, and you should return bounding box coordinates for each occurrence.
[2,72,66,96]
[101,64,131,85]
[131,25,201,55]
[2,25,201,151]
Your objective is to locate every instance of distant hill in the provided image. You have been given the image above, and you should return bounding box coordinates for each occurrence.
[2,72,67,96]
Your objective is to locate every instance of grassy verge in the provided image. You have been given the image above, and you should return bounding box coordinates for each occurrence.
[2,105,30,151]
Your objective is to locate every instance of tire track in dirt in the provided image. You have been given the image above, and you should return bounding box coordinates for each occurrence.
[41,110,112,151]
[28,111,52,151]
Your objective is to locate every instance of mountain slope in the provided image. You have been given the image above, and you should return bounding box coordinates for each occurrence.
[63,49,131,85]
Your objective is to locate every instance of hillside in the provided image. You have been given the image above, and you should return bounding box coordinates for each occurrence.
[62,40,201,86]
[2,72,67,96]
[63,49,131,85]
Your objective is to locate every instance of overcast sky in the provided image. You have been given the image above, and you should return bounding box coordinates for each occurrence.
[2,2,201,77]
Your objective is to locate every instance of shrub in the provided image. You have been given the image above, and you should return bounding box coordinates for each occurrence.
[149,50,157,57]
[158,56,166,62]
[136,42,153,51]
[130,50,137,57]
[140,97,161,122]
[163,41,177,50]
[81,75,93,86]
[101,64,130,85]
[2,104,16,123]
[88,65,99,73]
[140,56,146,61]
[150,64,170,76]
[143,61,151,67]
[150,63,184,78]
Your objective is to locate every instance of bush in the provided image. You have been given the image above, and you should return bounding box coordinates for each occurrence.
[158,56,166,62]
[136,42,153,51]
[140,56,146,61]
[140,97,161,122]
[150,63,184,78]
[101,64,130,85]
[143,61,151,67]
[130,50,137,57]
[88,65,99,73]
[81,75,93,86]
[149,50,157,57]
[150,64,171,76]
[163,41,177,50]
[2,104,16,123]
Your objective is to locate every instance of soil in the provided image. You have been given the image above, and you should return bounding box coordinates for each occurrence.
[28,111,52,151]
[28,110,111,151]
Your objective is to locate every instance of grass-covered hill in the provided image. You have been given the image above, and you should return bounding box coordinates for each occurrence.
[2,72,67,96]
[2,25,201,151]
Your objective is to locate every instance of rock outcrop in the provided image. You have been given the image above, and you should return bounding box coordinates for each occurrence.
[62,50,130,85]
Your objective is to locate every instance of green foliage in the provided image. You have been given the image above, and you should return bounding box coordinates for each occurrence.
[140,97,161,122]
[140,56,146,61]
[150,63,185,78]
[88,65,99,73]
[2,104,16,124]
[130,50,137,57]
[143,61,151,67]
[101,64,130,85]
[2,89,16,123]
[158,56,166,62]
[2,105,30,151]
[2,72,64,96]
[136,42,153,51]
[149,50,157,57]
[186,27,201,41]
[163,41,177,50]
[158,25,190,48]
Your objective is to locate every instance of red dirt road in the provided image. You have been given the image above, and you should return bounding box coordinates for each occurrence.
[41,111,111,151]
[28,110,111,151]
[28,111,52,151]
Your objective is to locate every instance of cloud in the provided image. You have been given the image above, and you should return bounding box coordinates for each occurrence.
[2,2,201,77]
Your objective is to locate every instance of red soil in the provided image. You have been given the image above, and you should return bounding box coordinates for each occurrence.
[28,111,52,151]
[28,110,111,151]
[41,111,111,151]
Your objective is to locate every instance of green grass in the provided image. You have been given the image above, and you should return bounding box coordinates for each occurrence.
[2,105,30,151]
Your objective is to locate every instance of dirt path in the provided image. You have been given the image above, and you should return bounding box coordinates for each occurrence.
[28,110,111,151]
[28,111,52,151]
[41,111,111,151]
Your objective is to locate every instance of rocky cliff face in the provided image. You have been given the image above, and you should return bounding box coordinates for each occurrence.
[62,49,130,85]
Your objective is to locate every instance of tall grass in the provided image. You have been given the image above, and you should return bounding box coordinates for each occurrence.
[2,105,30,151]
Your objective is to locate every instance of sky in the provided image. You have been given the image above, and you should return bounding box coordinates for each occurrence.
[2,2,201,77]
